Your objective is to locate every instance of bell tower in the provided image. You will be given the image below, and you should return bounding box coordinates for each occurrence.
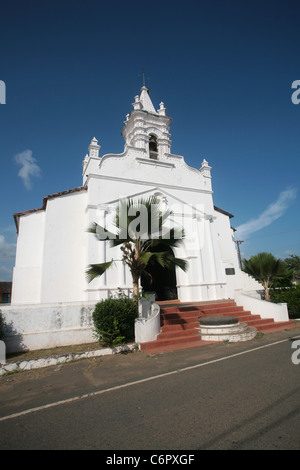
[121,86,172,160]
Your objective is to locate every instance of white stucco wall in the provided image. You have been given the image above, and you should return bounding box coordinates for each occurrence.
[213,209,241,297]
[12,211,45,304]
[40,191,87,303]
[1,301,97,353]
[12,190,88,305]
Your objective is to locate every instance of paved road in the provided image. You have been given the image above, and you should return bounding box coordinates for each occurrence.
[0,328,300,450]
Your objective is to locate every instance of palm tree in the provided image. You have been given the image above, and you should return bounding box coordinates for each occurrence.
[242,252,292,301]
[86,196,188,300]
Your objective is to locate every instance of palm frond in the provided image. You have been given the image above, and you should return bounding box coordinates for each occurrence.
[86,196,189,288]
[113,196,178,241]
[148,251,188,272]
[242,252,291,282]
[86,261,114,283]
[170,257,188,272]
[139,251,158,265]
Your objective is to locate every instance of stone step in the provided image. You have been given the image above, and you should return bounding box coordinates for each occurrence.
[197,317,258,342]
[199,324,258,342]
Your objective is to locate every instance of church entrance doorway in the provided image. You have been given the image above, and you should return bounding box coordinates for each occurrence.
[141,245,178,301]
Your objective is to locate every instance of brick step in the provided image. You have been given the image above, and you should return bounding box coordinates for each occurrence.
[161,322,199,332]
[140,332,201,350]
[255,320,294,331]
[140,339,215,354]
[140,300,299,354]
[160,303,238,314]
[195,302,237,309]
[244,317,275,326]
[160,308,199,315]
[161,312,201,321]
[160,313,200,324]
[198,306,245,315]
[161,313,268,327]
[160,307,245,318]
[157,328,200,340]
[158,299,235,307]
[161,318,199,328]
[197,311,259,320]
[205,313,272,324]
[197,311,279,328]
[160,307,246,318]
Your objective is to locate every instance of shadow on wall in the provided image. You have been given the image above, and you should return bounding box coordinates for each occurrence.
[0,312,25,355]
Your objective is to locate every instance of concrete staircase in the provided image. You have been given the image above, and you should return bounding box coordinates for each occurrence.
[140,299,296,354]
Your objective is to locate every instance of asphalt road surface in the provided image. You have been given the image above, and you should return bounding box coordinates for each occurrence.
[0,328,300,451]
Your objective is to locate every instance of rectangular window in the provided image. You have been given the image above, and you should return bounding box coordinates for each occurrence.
[225,268,235,275]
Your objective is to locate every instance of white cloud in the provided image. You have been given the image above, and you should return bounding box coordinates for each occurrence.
[14,149,41,189]
[0,234,16,281]
[0,265,13,282]
[0,235,16,260]
[235,188,297,240]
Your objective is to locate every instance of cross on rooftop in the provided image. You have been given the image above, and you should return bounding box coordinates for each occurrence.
[140,69,150,88]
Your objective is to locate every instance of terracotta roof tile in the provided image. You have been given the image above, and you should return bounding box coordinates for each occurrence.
[13,186,87,233]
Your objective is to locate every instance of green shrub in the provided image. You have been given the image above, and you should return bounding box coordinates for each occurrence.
[92,290,138,347]
[270,286,300,319]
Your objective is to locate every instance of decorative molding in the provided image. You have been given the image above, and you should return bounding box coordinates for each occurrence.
[136,157,175,168]
[85,173,213,195]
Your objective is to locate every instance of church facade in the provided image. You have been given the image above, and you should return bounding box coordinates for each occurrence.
[12,86,252,306]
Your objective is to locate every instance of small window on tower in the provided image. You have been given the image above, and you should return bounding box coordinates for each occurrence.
[149,135,158,160]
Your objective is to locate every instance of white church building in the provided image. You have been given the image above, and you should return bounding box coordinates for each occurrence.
[12,86,245,305]
[3,86,288,353]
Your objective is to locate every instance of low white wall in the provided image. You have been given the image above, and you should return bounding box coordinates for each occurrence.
[0,301,98,353]
[234,290,289,323]
[135,301,161,344]
[1,298,159,353]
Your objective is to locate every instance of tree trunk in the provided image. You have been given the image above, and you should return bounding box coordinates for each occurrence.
[132,241,141,302]
[132,274,139,302]
[264,281,271,301]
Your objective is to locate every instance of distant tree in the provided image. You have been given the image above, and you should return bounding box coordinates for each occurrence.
[283,254,300,285]
[242,252,292,301]
[284,254,300,273]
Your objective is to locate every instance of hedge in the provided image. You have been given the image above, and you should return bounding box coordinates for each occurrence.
[270,286,300,319]
[92,291,138,347]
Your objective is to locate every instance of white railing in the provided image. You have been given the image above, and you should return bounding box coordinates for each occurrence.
[234,290,289,322]
[134,295,161,344]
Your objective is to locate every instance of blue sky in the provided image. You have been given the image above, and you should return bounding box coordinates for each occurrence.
[0,0,299,281]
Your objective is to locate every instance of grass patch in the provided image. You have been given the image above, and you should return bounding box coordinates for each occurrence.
[6,342,102,363]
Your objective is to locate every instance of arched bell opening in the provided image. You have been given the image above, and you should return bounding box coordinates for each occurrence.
[149,134,158,160]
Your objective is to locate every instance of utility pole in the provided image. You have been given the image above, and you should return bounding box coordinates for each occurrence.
[235,240,244,269]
